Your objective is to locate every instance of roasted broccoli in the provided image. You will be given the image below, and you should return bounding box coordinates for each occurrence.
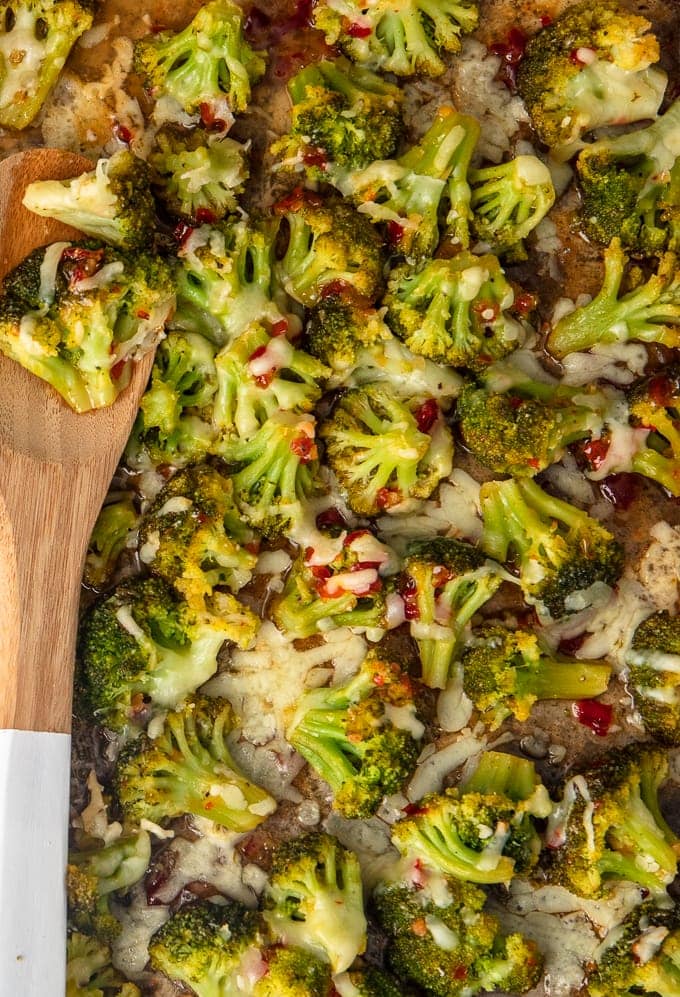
[480,477,624,619]
[545,744,680,898]
[461,624,611,728]
[587,902,680,997]
[67,830,151,941]
[84,495,139,589]
[469,154,555,256]
[516,1,667,157]
[134,0,266,122]
[149,125,250,223]
[263,832,367,973]
[0,241,174,412]
[138,462,259,612]
[76,576,251,732]
[273,56,404,174]
[576,97,680,255]
[333,967,408,997]
[0,0,94,130]
[286,648,422,818]
[400,538,506,689]
[273,189,387,306]
[306,289,462,401]
[254,945,333,997]
[313,0,479,77]
[66,932,141,995]
[126,330,218,469]
[329,107,480,260]
[627,611,680,745]
[546,239,680,358]
[373,871,543,996]
[320,384,454,516]
[384,253,525,370]
[22,151,157,251]
[115,694,277,831]
[627,368,680,496]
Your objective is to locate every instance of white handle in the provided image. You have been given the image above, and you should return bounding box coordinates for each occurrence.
[0,729,70,996]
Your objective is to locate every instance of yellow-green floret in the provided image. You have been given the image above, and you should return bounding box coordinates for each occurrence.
[627,611,680,745]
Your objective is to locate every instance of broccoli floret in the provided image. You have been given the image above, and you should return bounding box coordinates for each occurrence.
[254,945,333,997]
[149,899,263,996]
[149,125,249,223]
[273,189,387,306]
[469,155,555,256]
[333,967,408,996]
[456,377,606,476]
[313,0,479,77]
[22,151,157,251]
[67,831,151,941]
[138,463,258,612]
[627,368,680,496]
[66,932,141,996]
[0,0,94,130]
[373,873,542,996]
[576,97,680,255]
[84,496,139,589]
[545,744,680,898]
[329,107,480,261]
[219,410,321,537]
[0,241,175,412]
[587,902,680,997]
[627,611,680,745]
[173,219,290,345]
[479,476,624,619]
[320,384,454,516]
[76,576,252,732]
[286,648,422,818]
[391,752,550,883]
[263,832,367,973]
[516,0,667,158]
[211,321,328,445]
[273,529,395,639]
[273,56,404,174]
[134,0,265,122]
[306,289,462,402]
[461,624,611,728]
[384,253,525,370]
[400,538,506,689]
[546,240,680,358]
[126,330,218,469]
[115,694,277,831]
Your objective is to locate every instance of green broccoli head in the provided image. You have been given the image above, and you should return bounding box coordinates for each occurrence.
[0,241,175,412]
[84,496,139,589]
[0,0,94,130]
[576,97,680,255]
[400,537,506,689]
[115,694,277,831]
[66,932,141,996]
[22,151,157,251]
[149,899,264,996]
[587,902,680,997]
[330,106,480,261]
[469,154,555,256]
[263,832,367,974]
[273,56,404,174]
[313,0,479,77]
[479,476,624,619]
[373,874,542,996]
[624,367,680,496]
[76,576,250,732]
[149,125,250,223]
[306,289,462,401]
[273,188,387,306]
[254,946,333,997]
[516,0,666,157]
[627,611,680,745]
[384,253,525,371]
[134,0,266,121]
[547,239,680,359]
[545,743,680,898]
[286,647,423,818]
[461,624,611,729]
[332,967,408,997]
[127,330,218,469]
[320,384,454,516]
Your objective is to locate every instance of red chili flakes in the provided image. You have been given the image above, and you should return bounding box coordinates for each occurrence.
[273,186,322,214]
[489,27,527,89]
[345,19,372,37]
[195,208,217,225]
[136,309,150,320]
[648,374,675,408]
[582,437,610,470]
[572,699,613,737]
[290,434,318,463]
[415,398,439,433]
[411,917,429,938]
[514,291,537,316]
[199,102,226,132]
[540,15,552,26]
[271,318,289,337]
[386,220,405,245]
[302,145,328,168]
[248,345,268,363]
[599,473,638,509]
[376,487,402,510]
[315,507,348,531]
[110,359,126,381]
[114,123,133,144]
[320,278,352,299]
[174,221,196,249]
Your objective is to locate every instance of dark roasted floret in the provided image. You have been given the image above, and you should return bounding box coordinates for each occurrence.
[587,901,680,997]
[627,611,680,745]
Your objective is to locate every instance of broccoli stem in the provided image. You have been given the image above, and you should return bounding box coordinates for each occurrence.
[518,659,612,701]
[463,751,540,802]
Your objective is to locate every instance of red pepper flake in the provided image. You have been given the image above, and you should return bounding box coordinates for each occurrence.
[320,278,352,299]
[386,220,405,245]
[199,102,226,132]
[110,359,126,380]
[527,457,541,469]
[509,395,524,410]
[489,27,527,89]
[572,699,613,737]
[453,967,469,981]
[249,345,268,363]
[540,15,552,26]
[514,291,537,316]
[345,19,372,37]
[415,398,439,433]
[174,221,196,248]
[582,437,610,470]
[290,434,318,463]
[136,309,150,320]
[648,374,675,408]
[315,507,347,531]
[273,186,322,214]
[255,372,275,388]
[599,473,638,509]
[345,529,370,546]
[310,564,332,581]
[376,487,402,510]
[411,917,428,938]
[302,145,328,168]
[195,207,217,225]
[115,123,133,144]
[402,802,427,816]
[271,318,289,337]
[196,511,210,525]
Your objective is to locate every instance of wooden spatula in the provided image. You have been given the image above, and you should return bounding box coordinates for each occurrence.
[0,149,156,992]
